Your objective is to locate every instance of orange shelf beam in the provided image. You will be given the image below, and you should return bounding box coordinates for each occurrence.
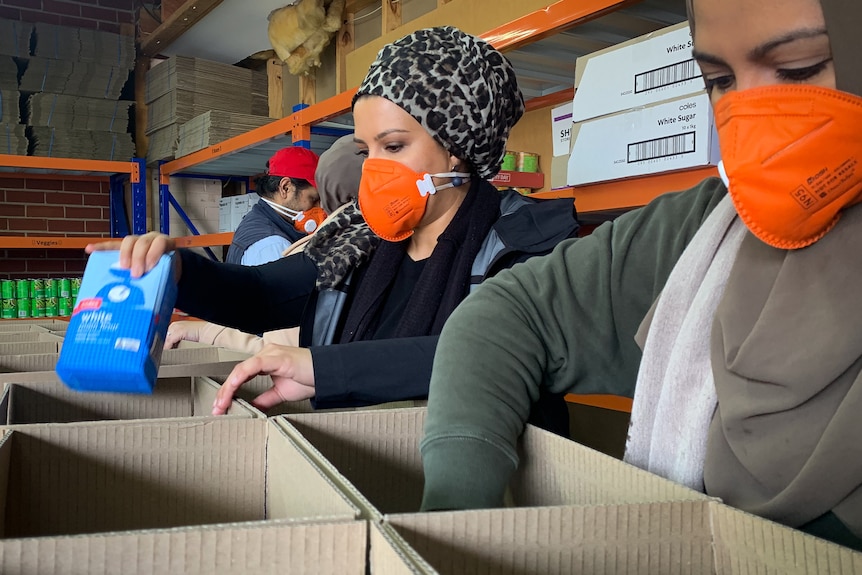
[0,236,105,249]
[0,155,136,175]
[531,166,719,212]
[483,0,639,51]
[565,393,633,413]
[173,232,233,248]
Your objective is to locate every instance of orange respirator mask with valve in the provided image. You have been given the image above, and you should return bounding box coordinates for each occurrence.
[714,84,862,249]
[261,198,327,234]
[358,158,471,242]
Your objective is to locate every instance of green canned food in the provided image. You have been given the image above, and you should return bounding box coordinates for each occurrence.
[16,279,29,299]
[31,278,44,298]
[1,298,15,319]
[71,277,81,298]
[58,297,72,317]
[45,296,58,317]
[501,150,517,171]
[59,278,71,298]
[31,297,45,318]
[45,278,57,298]
[16,298,29,318]
[1,279,13,299]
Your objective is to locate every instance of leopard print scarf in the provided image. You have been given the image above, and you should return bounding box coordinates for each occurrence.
[353,26,524,179]
[304,200,379,290]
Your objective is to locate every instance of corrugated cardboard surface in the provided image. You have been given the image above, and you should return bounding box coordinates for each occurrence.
[370,522,426,575]
[0,518,368,575]
[0,376,260,425]
[0,417,357,538]
[0,321,67,332]
[0,332,54,343]
[278,408,705,522]
[0,341,60,355]
[378,501,862,575]
[210,374,316,416]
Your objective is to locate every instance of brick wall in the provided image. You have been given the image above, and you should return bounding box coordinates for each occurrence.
[0,1,134,279]
[0,0,135,34]
[0,176,112,280]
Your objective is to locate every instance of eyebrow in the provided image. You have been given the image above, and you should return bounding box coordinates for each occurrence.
[692,27,829,66]
[353,129,411,146]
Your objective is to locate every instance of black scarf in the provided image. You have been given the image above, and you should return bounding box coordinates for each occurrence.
[339,179,502,342]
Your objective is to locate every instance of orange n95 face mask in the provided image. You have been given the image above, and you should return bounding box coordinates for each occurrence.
[261,198,327,234]
[358,158,471,242]
[713,84,862,249]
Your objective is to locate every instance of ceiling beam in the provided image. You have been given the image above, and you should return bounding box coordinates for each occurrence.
[140,0,225,57]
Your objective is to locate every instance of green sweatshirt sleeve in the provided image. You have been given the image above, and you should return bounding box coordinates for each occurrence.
[420,178,728,511]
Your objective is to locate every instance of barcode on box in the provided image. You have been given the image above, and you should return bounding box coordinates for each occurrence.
[634,60,699,93]
[628,132,696,163]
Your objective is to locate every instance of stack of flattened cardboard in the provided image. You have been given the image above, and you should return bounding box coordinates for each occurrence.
[13,23,135,161]
[177,110,274,158]
[27,94,131,133]
[0,19,32,58]
[145,55,268,164]
[0,55,25,154]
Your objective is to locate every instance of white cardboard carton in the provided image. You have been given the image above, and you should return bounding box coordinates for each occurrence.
[572,21,703,122]
[567,91,719,186]
[218,196,232,232]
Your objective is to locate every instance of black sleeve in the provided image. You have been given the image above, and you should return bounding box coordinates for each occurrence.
[309,335,438,409]
[175,249,318,334]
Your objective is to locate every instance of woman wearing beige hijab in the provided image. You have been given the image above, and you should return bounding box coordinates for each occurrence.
[421,0,862,550]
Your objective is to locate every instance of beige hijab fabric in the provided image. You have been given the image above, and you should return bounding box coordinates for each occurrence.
[691,0,862,535]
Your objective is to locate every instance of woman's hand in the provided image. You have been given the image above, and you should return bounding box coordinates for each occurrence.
[212,344,316,414]
[85,232,179,279]
[164,321,202,349]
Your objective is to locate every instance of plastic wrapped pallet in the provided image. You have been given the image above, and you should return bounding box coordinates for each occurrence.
[29,127,135,161]
[177,110,273,157]
[0,19,32,58]
[27,94,132,133]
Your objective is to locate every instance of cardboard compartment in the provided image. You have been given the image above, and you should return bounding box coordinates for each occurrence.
[0,320,67,333]
[572,21,701,122]
[0,347,250,384]
[0,341,60,356]
[0,417,358,539]
[277,408,706,521]
[0,376,260,425]
[567,92,719,186]
[373,500,862,575]
[0,518,367,575]
[0,332,62,343]
[209,373,316,416]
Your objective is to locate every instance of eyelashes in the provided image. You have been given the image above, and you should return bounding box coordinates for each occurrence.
[702,58,833,94]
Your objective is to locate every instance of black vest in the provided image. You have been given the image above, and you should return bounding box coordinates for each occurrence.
[225,200,304,264]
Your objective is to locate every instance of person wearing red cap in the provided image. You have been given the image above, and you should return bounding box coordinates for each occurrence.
[225,146,325,266]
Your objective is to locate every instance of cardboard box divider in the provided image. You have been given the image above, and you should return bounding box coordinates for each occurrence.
[0,332,62,344]
[0,320,68,332]
[276,408,707,523]
[0,518,368,575]
[0,417,359,540]
[0,341,61,356]
[373,500,862,574]
[0,376,260,425]
[0,347,252,384]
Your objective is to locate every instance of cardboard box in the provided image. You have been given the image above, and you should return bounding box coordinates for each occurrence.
[572,21,703,122]
[277,408,706,522]
[0,518,367,575]
[218,196,232,232]
[231,194,252,231]
[372,500,862,574]
[0,332,61,343]
[0,341,60,356]
[0,376,260,425]
[0,417,358,539]
[209,373,317,416]
[56,251,178,393]
[567,92,719,186]
[0,324,50,333]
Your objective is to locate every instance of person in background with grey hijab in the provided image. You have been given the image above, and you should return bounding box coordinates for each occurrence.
[420,0,862,551]
[87,28,579,422]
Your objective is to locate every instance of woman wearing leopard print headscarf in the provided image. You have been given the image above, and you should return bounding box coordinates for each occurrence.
[89,27,579,423]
